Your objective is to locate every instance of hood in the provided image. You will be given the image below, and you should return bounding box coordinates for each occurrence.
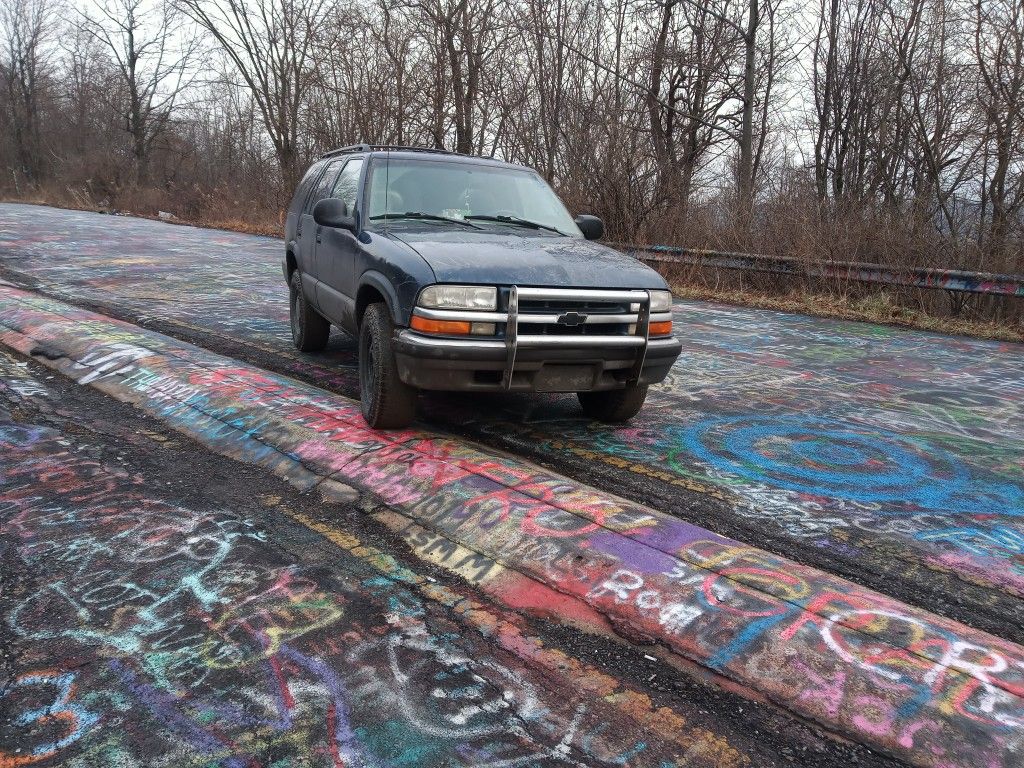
[391,229,667,289]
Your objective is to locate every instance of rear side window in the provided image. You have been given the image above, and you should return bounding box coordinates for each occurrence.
[306,159,345,212]
[289,163,322,216]
[331,158,364,212]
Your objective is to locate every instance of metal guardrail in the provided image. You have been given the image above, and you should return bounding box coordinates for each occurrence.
[614,243,1024,298]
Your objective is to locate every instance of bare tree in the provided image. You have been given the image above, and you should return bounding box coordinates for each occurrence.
[735,0,758,218]
[884,0,977,247]
[174,0,331,189]
[974,0,1024,264]
[644,0,744,213]
[726,0,789,220]
[408,0,506,154]
[0,0,54,186]
[80,0,200,184]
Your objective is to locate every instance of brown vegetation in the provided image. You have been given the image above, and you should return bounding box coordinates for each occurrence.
[665,272,1024,343]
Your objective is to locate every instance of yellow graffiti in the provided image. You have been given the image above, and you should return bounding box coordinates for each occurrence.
[547,441,734,502]
[201,594,345,669]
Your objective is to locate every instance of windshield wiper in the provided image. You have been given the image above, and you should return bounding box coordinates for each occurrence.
[369,211,481,229]
[465,214,567,236]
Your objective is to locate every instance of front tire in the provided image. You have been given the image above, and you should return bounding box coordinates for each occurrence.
[289,271,330,352]
[578,384,648,422]
[359,303,417,429]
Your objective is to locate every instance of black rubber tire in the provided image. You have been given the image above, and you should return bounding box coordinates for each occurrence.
[289,271,330,352]
[359,303,417,429]
[578,384,649,422]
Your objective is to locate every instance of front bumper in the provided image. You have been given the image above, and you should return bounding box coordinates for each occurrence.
[394,330,681,392]
[394,286,681,392]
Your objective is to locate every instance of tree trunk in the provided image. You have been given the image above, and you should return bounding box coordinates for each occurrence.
[737,0,758,220]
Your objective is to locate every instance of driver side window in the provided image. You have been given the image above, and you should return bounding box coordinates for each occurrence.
[331,158,364,213]
[307,159,344,212]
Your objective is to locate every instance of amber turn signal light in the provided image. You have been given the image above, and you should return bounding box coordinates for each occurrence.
[649,320,673,336]
[410,315,472,335]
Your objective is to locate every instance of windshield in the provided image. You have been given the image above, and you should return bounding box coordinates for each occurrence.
[366,157,581,236]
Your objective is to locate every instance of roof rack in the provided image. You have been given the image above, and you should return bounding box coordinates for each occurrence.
[318,144,461,160]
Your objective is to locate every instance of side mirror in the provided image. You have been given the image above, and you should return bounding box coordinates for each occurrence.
[574,214,604,240]
[313,197,356,231]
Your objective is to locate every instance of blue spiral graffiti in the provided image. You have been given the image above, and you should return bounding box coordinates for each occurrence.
[679,415,1021,515]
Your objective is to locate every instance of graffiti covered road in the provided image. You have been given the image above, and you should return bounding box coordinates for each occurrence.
[2,346,842,768]
[2,286,1022,767]
[0,204,1021,644]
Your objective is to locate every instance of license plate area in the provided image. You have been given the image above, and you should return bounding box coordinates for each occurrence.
[534,364,595,392]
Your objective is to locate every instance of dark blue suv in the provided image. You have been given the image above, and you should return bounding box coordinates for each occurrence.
[283,145,682,428]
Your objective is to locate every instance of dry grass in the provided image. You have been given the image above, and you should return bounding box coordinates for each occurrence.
[670,281,1024,343]
[1,194,284,237]
[199,217,283,237]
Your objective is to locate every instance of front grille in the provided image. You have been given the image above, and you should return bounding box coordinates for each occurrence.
[519,323,595,335]
[518,299,632,312]
[493,285,653,389]
[510,296,633,337]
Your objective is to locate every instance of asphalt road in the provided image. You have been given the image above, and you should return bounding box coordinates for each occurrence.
[0,204,1020,643]
[0,203,1022,766]
[0,347,891,767]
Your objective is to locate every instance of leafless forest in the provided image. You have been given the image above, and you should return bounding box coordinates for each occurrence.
[2,0,1023,286]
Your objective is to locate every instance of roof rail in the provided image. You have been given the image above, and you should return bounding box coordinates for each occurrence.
[318,143,372,159]
[318,144,462,160]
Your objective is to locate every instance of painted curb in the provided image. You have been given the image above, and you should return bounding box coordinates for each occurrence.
[0,286,1021,767]
[0,358,745,768]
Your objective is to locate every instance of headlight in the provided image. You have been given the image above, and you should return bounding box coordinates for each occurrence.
[649,290,673,313]
[418,285,497,311]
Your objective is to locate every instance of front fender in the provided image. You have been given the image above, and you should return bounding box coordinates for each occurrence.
[359,270,404,327]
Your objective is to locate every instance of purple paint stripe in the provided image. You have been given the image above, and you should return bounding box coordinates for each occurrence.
[279,645,373,767]
[110,659,248,768]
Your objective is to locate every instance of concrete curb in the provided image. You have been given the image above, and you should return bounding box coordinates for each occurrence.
[1,286,1021,767]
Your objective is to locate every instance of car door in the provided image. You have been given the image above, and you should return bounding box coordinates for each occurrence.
[299,158,346,309]
[313,157,364,332]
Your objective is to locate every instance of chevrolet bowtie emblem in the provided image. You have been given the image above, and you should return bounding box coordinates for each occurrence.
[556,311,588,326]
